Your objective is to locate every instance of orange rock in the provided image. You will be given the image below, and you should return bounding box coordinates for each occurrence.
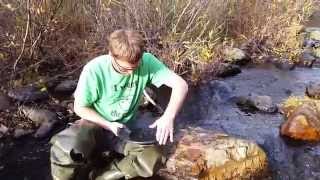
[281,102,320,141]
[165,128,268,180]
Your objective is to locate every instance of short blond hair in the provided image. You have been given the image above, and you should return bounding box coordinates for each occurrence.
[108,29,145,64]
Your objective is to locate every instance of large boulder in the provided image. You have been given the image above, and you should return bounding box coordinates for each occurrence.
[281,101,320,141]
[164,128,268,180]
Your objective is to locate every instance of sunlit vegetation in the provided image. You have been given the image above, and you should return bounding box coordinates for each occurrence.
[0,0,317,84]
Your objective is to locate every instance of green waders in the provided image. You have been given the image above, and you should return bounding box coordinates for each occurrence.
[50,120,164,180]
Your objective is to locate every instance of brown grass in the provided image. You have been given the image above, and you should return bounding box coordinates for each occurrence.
[0,0,317,85]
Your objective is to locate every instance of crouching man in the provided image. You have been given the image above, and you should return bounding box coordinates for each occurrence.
[50,29,188,180]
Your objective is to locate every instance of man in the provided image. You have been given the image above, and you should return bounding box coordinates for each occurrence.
[50,29,188,180]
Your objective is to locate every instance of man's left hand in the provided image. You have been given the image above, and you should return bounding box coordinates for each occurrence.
[149,115,174,145]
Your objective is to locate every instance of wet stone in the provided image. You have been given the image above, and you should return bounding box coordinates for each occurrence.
[13,128,34,138]
[208,80,234,103]
[0,94,11,111]
[272,59,296,71]
[303,39,320,48]
[21,106,59,138]
[8,86,49,103]
[0,124,9,138]
[309,30,320,41]
[165,128,268,180]
[235,94,277,113]
[216,63,241,78]
[281,101,320,141]
[298,50,316,68]
[306,82,320,99]
[224,48,251,65]
[312,47,320,58]
[53,80,78,94]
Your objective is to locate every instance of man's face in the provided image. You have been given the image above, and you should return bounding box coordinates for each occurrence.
[112,57,140,75]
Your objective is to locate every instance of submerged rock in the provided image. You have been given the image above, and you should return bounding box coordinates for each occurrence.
[306,82,320,99]
[281,101,320,141]
[208,80,234,103]
[8,86,48,103]
[21,106,59,138]
[165,128,268,179]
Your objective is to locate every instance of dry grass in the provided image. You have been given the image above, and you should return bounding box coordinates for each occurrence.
[0,0,317,84]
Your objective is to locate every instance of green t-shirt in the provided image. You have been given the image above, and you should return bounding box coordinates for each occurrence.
[74,52,174,123]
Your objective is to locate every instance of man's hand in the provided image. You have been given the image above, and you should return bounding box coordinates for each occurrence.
[149,115,174,145]
[103,121,124,136]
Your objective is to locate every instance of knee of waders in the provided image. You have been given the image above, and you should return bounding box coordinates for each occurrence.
[50,123,97,163]
[50,143,92,180]
[135,146,164,178]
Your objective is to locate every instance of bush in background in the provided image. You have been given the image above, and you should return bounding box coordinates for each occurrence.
[0,0,317,84]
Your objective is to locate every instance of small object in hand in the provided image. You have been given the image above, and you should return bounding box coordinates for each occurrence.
[118,126,131,140]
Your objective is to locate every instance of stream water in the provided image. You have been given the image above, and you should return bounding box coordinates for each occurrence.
[177,65,320,180]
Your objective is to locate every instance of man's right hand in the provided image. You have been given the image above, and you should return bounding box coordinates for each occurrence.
[103,121,124,136]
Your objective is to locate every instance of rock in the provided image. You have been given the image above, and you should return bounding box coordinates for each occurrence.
[34,120,57,138]
[306,82,320,99]
[208,80,234,103]
[21,106,59,138]
[139,87,157,108]
[264,57,295,70]
[304,27,320,33]
[216,63,241,78]
[309,30,320,41]
[281,101,320,141]
[8,86,49,103]
[165,128,268,179]
[298,50,316,68]
[235,94,277,113]
[0,94,11,111]
[224,48,250,65]
[312,48,320,58]
[272,59,295,71]
[0,124,9,137]
[303,39,320,48]
[13,128,33,138]
[54,80,78,94]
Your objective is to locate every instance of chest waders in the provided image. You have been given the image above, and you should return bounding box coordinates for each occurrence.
[50,120,164,180]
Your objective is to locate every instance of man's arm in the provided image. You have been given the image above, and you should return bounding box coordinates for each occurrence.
[149,72,188,145]
[74,105,124,136]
